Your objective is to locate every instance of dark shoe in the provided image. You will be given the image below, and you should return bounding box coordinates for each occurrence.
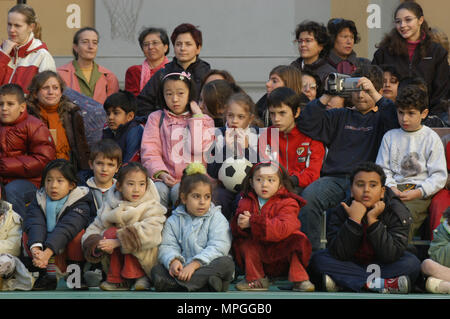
[152,272,180,292]
[33,274,57,291]
[208,276,222,292]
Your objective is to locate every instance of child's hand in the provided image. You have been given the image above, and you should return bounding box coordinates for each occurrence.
[238,211,251,229]
[98,238,120,254]
[177,260,201,282]
[31,247,42,260]
[32,248,53,269]
[190,101,203,115]
[160,173,177,187]
[398,189,422,202]
[341,200,366,224]
[366,201,385,226]
[169,259,183,278]
[357,77,382,102]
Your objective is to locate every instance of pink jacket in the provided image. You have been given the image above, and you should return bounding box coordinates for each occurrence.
[141,109,214,183]
[57,61,119,104]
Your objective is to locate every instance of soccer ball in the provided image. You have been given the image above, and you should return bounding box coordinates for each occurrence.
[218,157,253,193]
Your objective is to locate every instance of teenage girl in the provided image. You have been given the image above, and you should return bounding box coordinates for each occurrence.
[82,162,167,291]
[141,72,215,209]
[373,1,449,123]
[151,162,234,292]
[231,161,314,292]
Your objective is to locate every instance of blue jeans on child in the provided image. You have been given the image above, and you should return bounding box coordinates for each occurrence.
[154,181,180,209]
[4,179,37,219]
[299,176,350,252]
[310,249,421,292]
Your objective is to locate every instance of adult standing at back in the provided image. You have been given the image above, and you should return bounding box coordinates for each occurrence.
[291,20,335,83]
[372,2,449,123]
[57,27,119,105]
[137,23,211,118]
[0,4,56,94]
[326,18,370,75]
[125,27,170,97]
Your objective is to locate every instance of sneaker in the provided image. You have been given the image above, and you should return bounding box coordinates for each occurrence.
[382,276,410,294]
[292,280,315,292]
[425,277,449,294]
[32,274,57,291]
[133,276,150,291]
[99,280,130,291]
[323,274,340,292]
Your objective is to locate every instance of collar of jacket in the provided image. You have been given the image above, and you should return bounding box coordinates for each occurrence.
[11,32,47,59]
[327,49,358,67]
[172,56,210,72]
[5,108,28,126]
[243,186,307,208]
[36,186,90,215]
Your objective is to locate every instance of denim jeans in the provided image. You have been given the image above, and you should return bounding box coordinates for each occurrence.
[309,249,421,292]
[154,181,180,209]
[299,176,350,252]
[4,179,37,219]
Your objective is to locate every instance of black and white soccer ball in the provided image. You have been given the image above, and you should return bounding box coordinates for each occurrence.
[218,157,253,193]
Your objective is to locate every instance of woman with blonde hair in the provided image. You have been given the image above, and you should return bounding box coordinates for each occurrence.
[256,65,303,126]
[0,4,56,93]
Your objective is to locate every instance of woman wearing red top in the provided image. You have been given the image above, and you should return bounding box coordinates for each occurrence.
[125,27,170,96]
[372,2,449,123]
[0,4,56,93]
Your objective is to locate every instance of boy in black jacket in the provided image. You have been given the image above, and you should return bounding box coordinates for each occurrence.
[310,162,421,293]
[296,64,399,251]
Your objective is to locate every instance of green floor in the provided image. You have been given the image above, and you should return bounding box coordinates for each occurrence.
[1,279,448,300]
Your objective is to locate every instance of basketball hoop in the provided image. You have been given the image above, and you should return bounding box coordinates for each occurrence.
[102,0,143,42]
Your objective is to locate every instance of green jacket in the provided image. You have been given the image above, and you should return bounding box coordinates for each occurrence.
[429,220,450,267]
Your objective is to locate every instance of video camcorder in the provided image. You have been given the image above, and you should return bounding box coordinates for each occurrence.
[325,73,362,96]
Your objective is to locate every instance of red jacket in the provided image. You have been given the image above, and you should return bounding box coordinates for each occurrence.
[231,187,311,267]
[0,34,56,93]
[265,126,325,188]
[0,110,56,188]
[125,57,169,96]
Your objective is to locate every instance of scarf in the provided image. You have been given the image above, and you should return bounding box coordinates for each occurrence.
[39,103,70,160]
[139,56,169,92]
[46,194,69,232]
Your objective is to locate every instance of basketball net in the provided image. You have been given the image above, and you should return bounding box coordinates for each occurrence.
[102,0,143,42]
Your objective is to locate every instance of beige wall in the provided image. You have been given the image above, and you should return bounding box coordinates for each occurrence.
[1,0,94,56]
[416,0,450,42]
[330,0,369,59]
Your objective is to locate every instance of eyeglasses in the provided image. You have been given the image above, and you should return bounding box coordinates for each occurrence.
[295,38,316,45]
[143,41,162,48]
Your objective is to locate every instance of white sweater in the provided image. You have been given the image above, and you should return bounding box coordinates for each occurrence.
[376,126,447,198]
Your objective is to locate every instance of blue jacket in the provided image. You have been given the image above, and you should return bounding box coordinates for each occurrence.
[24,186,95,255]
[158,203,232,269]
[296,97,399,177]
[102,118,144,163]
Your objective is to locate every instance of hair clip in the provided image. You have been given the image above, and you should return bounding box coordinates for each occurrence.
[163,71,192,81]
